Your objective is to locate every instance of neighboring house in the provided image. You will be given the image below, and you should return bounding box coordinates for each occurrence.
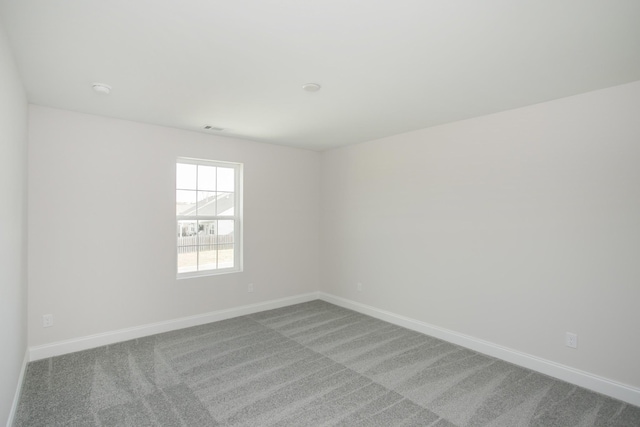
[177,192,234,237]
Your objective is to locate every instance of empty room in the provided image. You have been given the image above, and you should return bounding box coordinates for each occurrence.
[1,1,640,426]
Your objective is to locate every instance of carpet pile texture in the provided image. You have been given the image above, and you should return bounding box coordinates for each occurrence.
[14,300,640,426]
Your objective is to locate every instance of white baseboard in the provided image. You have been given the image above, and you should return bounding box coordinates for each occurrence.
[7,350,29,427]
[29,292,320,361]
[318,292,640,407]
[26,291,640,407]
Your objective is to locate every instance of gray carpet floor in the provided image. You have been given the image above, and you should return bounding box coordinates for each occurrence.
[14,300,640,426]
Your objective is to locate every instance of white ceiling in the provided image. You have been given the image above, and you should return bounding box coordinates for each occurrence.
[1,0,639,151]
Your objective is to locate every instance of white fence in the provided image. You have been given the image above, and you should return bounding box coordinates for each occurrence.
[177,234,234,253]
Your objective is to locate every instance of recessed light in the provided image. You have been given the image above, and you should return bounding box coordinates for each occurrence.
[203,125,224,131]
[302,83,321,92]
[92,83,111,94]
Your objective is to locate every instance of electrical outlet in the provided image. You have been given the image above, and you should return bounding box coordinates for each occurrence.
[566,332,578,349]
[248,283,254,293]
[357,282,363,291]
[43,314,53,328]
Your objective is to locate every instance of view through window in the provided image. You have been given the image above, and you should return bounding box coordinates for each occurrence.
[176,159,242,276]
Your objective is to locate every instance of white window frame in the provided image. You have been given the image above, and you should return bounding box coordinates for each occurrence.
[176,157,243,278]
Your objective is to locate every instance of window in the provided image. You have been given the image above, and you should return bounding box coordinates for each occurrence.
[176,158,242,277]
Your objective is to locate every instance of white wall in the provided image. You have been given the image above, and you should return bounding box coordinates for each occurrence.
[320,81,640,389]
[0,23,28,425]
[28,106,320,346]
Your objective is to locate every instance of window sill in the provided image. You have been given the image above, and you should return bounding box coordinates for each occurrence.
[177,268,242,280]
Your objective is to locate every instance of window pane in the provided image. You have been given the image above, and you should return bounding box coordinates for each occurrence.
[217,167,234,192]
[198,246,217,271]
[177,220,197,237]
[176,190,197,215]
[216,232,233,247]
[198,165,216,191]
[178,249,198,273]
[217,244,234,269]
[196,191,217,215]
[197,220,216,241]
[216,192,234,216]
[176,163,196,190]
[216,220,234,243]
[177,219,198,273]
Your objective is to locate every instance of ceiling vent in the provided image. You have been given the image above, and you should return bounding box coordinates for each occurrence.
[203,125,224,131]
